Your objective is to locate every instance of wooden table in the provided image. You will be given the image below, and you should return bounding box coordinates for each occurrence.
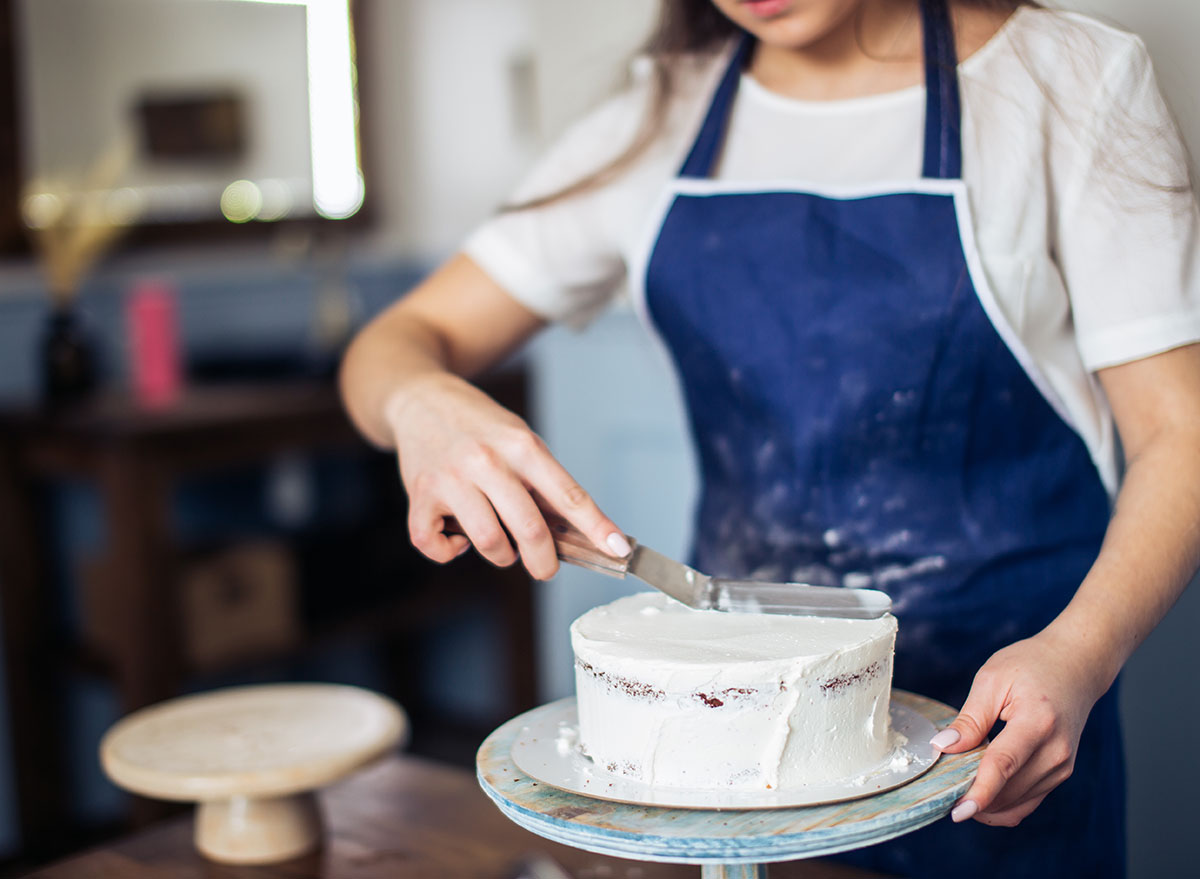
[24,755,889,878]
[0,378,536,858]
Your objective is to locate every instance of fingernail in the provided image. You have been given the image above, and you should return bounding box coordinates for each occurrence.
[929,728,961,751]
[454,542,472,558]
[606,532,633,557]
[951,799,978,822]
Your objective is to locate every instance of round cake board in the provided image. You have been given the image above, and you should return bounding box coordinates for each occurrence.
[477,689,984,867]
[510,698,938,810]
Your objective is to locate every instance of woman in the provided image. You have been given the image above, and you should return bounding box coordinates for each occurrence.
[339,1,1200,875]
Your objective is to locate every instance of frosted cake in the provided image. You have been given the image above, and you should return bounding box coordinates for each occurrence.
[570,592,898,790]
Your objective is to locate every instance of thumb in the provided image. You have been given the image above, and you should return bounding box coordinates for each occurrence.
[931,671,1006,755]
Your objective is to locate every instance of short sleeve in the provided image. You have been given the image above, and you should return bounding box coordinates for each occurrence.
[1054,36,1200,371]
[463,80,655,329]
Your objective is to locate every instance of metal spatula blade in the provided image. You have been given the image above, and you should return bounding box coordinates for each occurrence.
[545,517,892,620]
[623,544,892,619]
[704,577,892,619]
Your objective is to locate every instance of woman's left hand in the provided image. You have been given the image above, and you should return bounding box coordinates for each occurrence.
[930,629,1114,826]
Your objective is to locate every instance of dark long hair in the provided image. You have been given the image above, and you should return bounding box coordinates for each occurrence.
[513,0,1033,209]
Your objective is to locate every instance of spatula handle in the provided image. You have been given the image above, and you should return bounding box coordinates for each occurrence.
[441,514,632,578]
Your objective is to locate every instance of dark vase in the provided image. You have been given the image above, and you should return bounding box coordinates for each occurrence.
[40,306,97,403]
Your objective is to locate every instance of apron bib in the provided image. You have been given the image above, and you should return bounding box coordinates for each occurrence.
[632,1,1124,875]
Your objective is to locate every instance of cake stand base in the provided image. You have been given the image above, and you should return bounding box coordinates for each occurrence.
[196,791,322,864]
[477,689,984,874]
[703,866,765,879]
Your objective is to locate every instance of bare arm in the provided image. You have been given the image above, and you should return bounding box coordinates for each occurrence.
[937,343,1200,825]
[340,253,546,446]
[339,253,630,579]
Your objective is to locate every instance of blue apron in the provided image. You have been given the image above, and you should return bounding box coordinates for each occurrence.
[636,1,1124,875]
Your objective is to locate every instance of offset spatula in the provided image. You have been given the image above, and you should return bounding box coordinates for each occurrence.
[445,515,892,620]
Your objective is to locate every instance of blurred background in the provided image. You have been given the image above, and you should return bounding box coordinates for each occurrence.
[0,0,1195,876]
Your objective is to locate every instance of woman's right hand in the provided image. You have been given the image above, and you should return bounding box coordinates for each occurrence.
[338,252,627,580]
[384,370,630,580]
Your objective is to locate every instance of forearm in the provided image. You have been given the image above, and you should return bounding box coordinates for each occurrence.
[338,253,547,450]
[339,308,454,449]
[1045,425,1200,691]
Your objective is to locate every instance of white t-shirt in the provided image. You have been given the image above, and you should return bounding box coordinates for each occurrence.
[465,7,1200,496]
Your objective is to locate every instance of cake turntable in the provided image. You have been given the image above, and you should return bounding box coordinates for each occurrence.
[477,689,984,878]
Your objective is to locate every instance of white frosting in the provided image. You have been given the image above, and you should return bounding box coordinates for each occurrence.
[570,592,897,790]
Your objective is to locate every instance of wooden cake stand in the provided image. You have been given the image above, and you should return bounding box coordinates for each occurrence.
[101,683,407,864]
[477,690,984,879]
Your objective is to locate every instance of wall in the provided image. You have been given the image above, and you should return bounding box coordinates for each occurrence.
[526,0,659,144]
[358,0,657,263]
[358,0,537,262]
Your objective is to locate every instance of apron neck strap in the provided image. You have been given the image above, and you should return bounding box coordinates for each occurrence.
[920,0,963,179]
[677,0,963,181]
[677,34,754,179]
